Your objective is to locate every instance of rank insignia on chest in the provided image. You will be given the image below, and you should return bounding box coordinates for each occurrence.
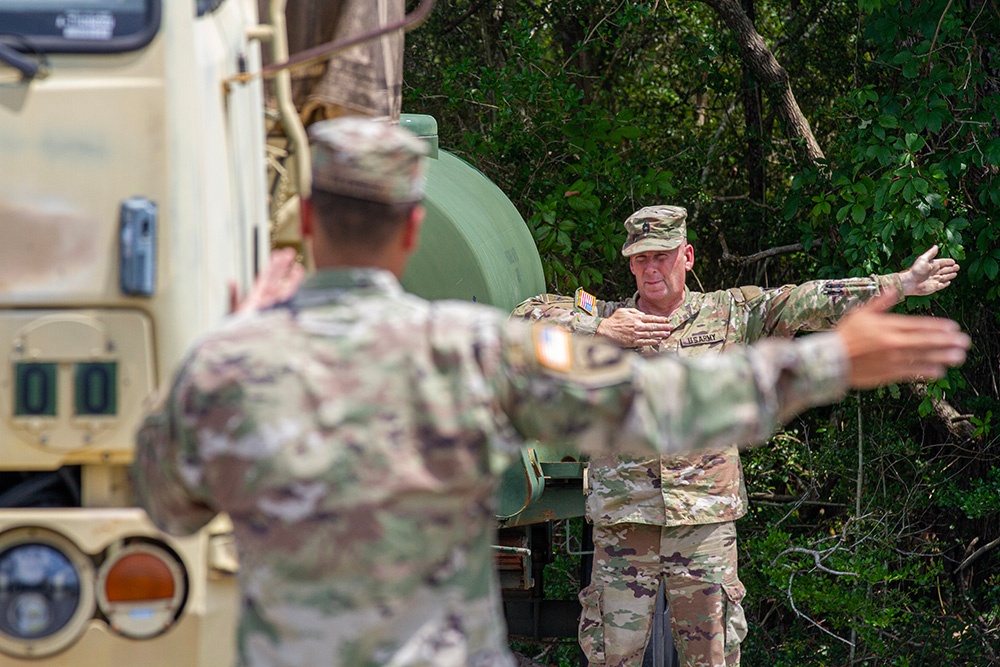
[575,288,597,315]
[680,332,723,347]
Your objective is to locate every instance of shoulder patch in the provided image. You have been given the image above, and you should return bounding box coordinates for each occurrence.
[728,286,764,304]
[575,288,597,315]
[528,324,632,386]
[533,325,573,372]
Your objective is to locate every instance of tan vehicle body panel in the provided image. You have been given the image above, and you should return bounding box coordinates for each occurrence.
[0,0,270,664]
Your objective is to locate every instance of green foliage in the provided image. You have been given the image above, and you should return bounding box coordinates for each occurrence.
[935,466,1000,520]
[741,394,999,666]
[784,2,998,295]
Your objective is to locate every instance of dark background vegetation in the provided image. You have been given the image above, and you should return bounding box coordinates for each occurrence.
[403,1,999,664]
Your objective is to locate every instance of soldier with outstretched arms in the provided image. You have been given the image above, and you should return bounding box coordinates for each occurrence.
[512,205,959,667]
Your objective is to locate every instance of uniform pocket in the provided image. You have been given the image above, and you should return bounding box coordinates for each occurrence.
[578,583,606,664]
[722,580,748,656]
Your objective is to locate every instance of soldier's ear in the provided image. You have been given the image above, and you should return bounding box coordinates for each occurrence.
[401,205,425,254]
[683,243,695,270]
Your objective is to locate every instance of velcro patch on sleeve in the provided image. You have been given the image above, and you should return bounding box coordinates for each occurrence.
[575,288,597,315]
[533,324,573,372]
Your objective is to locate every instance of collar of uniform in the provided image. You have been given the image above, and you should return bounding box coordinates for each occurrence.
[292,268,403,309]
[299,267,402,293]
[670,288,703,329]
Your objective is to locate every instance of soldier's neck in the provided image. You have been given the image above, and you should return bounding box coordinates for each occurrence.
[636,293,683,317]
[310,234,409,278]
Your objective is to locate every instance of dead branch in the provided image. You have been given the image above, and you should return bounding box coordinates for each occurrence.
[775,547,858,577]
[786,572,855,646]
[748,492,848,508]
[717,234,804,266]
[910,384,979,441]
[956,534,1000,574]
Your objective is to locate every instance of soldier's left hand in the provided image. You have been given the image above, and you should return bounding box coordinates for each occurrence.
[899,245,960,297]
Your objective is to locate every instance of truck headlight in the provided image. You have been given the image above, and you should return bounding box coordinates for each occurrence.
[0,529,95,658]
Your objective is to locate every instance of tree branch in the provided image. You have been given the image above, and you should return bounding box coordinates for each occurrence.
[785,572,856,646]
[775,546,858,577]
[909,383,979,441]
[956,534,1000,574]
[748,492,848,508]
[923,0,956,77]
[718,237,804,266]
[439,0,493,37]
[696,0,826,165]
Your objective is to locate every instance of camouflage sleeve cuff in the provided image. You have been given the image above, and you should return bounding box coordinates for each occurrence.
[876,272,905,303]
[574,314,602,336]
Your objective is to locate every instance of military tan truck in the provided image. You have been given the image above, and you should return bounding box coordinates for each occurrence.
[0,1,545,664]
[0,1,270,663]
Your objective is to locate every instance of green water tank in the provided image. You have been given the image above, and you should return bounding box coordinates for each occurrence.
[399,114,545,312]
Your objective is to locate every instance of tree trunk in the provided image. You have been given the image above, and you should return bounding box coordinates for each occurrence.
[698,0,826,166]
[740,0,767,211]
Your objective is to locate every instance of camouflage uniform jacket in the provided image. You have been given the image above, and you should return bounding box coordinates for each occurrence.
[133,268,851,667]
[513,274,902,527]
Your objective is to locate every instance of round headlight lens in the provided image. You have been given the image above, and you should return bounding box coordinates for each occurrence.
[97,542,187,639]
[0,528,95,659]
[0,543,81,640]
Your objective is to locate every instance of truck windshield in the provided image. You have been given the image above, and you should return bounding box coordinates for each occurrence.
[0,1,160,54]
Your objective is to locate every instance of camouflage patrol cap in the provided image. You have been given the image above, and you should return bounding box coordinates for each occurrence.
[309,116,428,204]
[621,205,688,257]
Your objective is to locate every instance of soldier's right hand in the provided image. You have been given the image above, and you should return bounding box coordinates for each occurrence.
[596,308,673,348]
[835,293,970,389]
[231,247,305,314]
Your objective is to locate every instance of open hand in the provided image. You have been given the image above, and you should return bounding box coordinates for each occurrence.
[899,245,960,297]
[835,293,970,388]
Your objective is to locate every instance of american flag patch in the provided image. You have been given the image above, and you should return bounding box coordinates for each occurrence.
[534,325,572,372]
[575,289,597,315]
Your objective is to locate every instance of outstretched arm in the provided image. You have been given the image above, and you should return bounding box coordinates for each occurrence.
[898,245,960,297]
[743,246,959,339]
[499,298,969,458]
[835,292,967,387]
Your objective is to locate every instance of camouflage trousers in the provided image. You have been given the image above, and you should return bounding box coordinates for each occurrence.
[578,522,747,667]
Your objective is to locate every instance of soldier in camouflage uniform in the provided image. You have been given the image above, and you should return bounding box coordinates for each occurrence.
[512,205,959,667]
[131,121,967,667]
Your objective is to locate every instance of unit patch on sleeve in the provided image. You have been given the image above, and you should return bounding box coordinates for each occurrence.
[575,288,597,315]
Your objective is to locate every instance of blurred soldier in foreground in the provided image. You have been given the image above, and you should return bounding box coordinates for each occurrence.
[513,205,959,667]
[131,118,968,667]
